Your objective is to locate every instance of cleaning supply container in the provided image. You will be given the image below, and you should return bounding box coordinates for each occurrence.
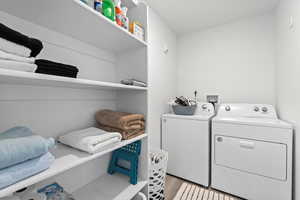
[102,0,115,21]
[149,149,168,200]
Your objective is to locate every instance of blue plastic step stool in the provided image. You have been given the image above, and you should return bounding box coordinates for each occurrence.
[107,140,142,185]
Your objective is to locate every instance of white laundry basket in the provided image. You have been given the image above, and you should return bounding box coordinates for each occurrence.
[149,149,168,200]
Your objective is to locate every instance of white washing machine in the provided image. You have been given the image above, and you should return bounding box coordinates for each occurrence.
[211,104,293,200]
[162,102,215,187]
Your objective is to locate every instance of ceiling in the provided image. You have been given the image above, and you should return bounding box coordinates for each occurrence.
[146,0,279,35]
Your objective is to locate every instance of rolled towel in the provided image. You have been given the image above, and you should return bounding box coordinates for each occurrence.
[0,23,43,57]
[0,60,37,72]
[0,38,31,58]
[95,110,145,131]
[58,127,122,154]
[0,49,35,63]
[0,152,55,189]
[0,127,55,170]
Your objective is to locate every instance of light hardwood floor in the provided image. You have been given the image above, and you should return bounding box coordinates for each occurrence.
[165,175,242,200]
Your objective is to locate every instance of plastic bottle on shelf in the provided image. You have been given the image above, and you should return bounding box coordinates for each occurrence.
[94,0,103,13]
[114,0,123,27]
[102,0,116,21]
[122,6,129,30]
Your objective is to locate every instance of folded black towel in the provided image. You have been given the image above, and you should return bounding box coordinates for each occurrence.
[35,59,79,78]
[0,23,43,57]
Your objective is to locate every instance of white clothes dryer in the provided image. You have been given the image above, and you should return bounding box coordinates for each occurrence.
[211,104,293,200]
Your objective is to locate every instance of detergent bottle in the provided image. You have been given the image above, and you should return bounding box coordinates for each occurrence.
[102,0,115,21]
[114,0,123,27]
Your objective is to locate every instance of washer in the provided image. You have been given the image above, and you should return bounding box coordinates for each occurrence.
[162,102,215,187]
[211,104,293,200]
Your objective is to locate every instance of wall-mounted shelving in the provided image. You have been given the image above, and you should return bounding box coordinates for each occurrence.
[0,0,149,198]
[0,134,147,198]
[0,0,147,53]
[0,69,147,91]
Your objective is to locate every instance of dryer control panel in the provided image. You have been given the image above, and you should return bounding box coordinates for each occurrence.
[217,104,277,119]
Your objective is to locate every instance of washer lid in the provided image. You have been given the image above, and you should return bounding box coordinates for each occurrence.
[213,117,292,129]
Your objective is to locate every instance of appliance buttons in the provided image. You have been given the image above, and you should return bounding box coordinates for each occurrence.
[225,106,231,111]
[254,106,260,112]
[262,107,268,113]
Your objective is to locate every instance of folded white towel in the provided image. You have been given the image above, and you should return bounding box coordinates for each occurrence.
[0,38,31,58]
[0,49,35,64]
[58,127,122,154]
[0,60,37,72]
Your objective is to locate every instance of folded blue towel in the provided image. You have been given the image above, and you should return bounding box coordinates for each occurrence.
[0,127,55,170]
[0,126,33,139]
[0,152,55,189]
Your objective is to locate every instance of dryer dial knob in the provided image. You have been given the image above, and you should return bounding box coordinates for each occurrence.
[254,106,260,112]
[262,107,268,113]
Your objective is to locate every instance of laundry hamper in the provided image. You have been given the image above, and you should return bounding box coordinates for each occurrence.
[149,149,168,200]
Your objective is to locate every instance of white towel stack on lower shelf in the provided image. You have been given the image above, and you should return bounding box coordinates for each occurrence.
[58,127,122,154]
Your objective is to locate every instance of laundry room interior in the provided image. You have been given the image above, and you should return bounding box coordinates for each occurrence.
[0,0,298,200]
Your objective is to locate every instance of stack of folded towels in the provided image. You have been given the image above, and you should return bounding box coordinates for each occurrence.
[58,127,122,154]
[35,59,79,78]
[0,22,79,78]
[0,127,55,189]
[0,23,43,72]
[96,110,145,140]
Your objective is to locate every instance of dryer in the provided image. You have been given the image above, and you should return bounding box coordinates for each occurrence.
[211,104,293,200]
[162,102,215,187]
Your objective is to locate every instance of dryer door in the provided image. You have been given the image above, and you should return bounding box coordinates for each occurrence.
[214,135,287,181]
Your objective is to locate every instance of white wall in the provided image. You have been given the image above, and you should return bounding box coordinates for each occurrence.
[177,14,276,104]
[148,9,177,149]
[276,0,300,199]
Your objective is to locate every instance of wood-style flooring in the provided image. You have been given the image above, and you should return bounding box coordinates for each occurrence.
[165,175,242,200]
